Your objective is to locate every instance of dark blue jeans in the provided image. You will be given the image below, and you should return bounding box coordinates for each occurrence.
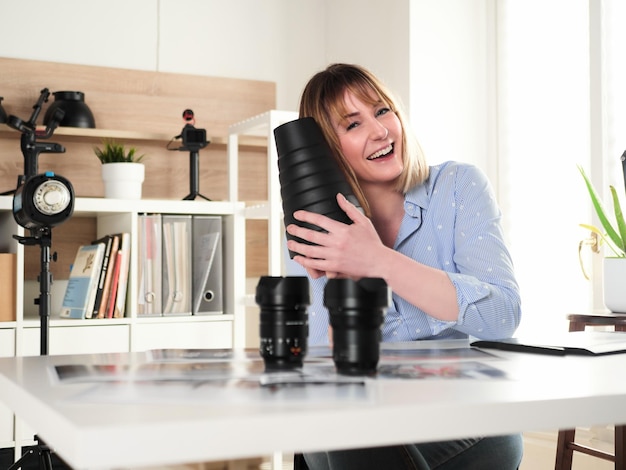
[303,434,523,470]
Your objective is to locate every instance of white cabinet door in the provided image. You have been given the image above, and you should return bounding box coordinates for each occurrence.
[131,321,233,351]
[0,329,15,445]
[21,325,130,356]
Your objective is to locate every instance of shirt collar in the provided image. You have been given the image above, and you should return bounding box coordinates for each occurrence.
[404,165,437,216]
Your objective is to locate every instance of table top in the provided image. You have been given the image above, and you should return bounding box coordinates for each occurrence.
[1,338,626,469]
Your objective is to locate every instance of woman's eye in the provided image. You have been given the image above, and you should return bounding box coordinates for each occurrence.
[346,121,359,131]
[376,107,390,117]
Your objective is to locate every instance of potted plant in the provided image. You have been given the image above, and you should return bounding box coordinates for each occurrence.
[94,139,145,199]
[578,164,626,312]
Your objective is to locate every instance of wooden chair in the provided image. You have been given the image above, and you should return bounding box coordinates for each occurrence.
[554,313,626,469]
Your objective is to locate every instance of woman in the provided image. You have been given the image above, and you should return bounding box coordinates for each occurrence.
[285,64,523,469]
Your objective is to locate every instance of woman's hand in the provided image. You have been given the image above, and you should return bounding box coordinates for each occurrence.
[286,193,386,279]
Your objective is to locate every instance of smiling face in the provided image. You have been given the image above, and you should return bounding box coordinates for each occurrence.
[332,90,404,190]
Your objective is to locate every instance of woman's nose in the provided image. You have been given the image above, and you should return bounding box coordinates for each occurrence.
[372,121,389,140]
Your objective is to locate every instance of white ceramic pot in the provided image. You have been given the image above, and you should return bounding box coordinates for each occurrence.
[101,162,145,199]
[603,257,626,313]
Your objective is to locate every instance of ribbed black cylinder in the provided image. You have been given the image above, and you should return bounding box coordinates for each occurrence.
[274,117,361,257]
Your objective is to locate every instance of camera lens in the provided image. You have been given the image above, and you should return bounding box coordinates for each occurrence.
[256,276,310,370]
[325,278,389,376]
[274,117,362,258]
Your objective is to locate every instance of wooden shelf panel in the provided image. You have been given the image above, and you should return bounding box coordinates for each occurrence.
[0,127,267,148]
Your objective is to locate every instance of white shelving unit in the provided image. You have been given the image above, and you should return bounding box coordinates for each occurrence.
[0,195,247,353]
[228,110,298,279]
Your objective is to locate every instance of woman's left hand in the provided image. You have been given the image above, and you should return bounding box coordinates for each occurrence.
[285,193,386,279]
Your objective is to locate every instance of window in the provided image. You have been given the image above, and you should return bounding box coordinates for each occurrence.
[497,0,593,334]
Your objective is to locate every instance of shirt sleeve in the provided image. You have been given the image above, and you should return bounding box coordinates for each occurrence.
[445,163,521,339]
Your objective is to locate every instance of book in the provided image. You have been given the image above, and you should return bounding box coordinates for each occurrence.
[471,331,626,356]
[96,234,120,319]
[60,243,106,319]
[192,216,223,315]
[138,214,162,316]
[106,250,123,319]
[112,232,131,318]
[162,215,192,315]
[89,235,114,319]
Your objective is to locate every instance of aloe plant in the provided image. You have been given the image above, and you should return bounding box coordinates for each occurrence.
[94,139,144,164]
[578,164,626,257]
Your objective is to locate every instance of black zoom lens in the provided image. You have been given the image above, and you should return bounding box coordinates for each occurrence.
[274,117,362,258]
[256,276,310,370]
[325,278,390,376]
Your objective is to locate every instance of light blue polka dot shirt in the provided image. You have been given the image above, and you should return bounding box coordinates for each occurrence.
[288,160,522,346]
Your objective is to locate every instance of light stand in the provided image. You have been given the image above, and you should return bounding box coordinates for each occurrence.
[13,225,55,355]
[2,89,74,470]
[5,88,74,355]
[167,109,211,200]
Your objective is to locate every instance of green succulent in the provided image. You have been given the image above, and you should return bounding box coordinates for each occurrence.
[94,139,144,164]
[578,164,626,257]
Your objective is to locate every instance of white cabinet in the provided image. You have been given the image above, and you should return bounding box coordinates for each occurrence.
[131,319,233,351]
[0,328,14,446]
[20,324,130,356]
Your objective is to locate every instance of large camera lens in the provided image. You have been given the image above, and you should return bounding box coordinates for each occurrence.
[256,276,310,370]
[274,117,362,258]
[325,278,389,376]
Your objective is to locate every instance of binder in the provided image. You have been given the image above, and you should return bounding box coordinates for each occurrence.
[137,214,162,316]
[162,215,192,315]
[192,216,223,315]
[471,331,626,356]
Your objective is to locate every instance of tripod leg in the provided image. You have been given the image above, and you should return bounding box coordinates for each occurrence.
[183,150,211,201]
[38,447,53,470]
[7,448,36,470]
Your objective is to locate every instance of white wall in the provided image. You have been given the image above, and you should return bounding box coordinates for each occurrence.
[0,0,328,112]
[325,0,411,112]
[409,0,494,174]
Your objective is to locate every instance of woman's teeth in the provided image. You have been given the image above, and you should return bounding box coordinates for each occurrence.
[367,144,393,160]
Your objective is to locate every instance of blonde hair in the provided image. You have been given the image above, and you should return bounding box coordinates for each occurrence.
[299,63,429,216]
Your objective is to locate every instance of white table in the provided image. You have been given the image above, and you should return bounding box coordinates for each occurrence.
[1,339,626,469]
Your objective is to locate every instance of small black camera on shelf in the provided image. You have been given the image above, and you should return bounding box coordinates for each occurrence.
[167,109,211,200]
[181,126,208,151]
[179,109,209,151]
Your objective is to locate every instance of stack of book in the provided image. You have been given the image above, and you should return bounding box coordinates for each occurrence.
[59,232,131,319]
